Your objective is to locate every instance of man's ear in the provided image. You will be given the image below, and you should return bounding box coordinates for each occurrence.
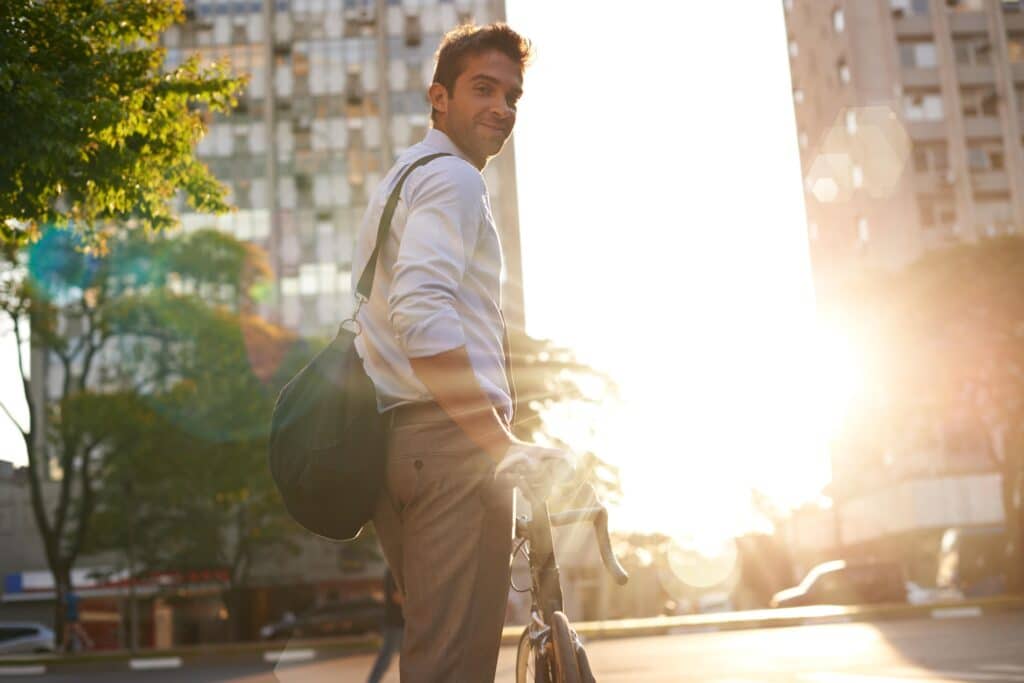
[428,82,449,116]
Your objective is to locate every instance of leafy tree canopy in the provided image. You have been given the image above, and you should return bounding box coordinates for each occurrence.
[0,0,243,249]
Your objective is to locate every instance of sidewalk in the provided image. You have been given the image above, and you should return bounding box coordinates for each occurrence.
[2,596,1021,676]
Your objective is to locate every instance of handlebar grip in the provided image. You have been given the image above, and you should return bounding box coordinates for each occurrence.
[594,508,629,586]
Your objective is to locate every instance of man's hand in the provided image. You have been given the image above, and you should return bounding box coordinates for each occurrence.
[495,441,575,499]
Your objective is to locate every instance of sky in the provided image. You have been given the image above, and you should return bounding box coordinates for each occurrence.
[0,1,843,548]
[504,1,838,543]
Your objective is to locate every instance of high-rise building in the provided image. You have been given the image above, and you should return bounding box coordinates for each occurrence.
[785,0,1024,297]
[784,0,1014,577]
[165,0,525,337]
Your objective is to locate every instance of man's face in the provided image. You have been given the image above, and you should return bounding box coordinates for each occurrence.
[432,50,523,169]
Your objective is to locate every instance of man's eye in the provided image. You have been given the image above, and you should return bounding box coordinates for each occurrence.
[475,85,491,94]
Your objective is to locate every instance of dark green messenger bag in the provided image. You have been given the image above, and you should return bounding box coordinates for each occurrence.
[268,152,451,540]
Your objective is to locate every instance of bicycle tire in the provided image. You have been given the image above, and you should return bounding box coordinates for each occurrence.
[515,626,551,683]
[576,642,596,683]
[551,611,582,683]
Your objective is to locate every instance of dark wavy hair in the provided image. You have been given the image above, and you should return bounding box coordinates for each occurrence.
[430,22,534,123]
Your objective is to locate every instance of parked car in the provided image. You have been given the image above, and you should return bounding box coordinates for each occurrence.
[936,526,1006,598]
[770,559,907,608]
[0,622,56,655]
[259,598,385,640]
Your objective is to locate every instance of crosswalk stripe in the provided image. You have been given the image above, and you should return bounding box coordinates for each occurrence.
[889,667,1024,682]
[980,665,1024,673]
[804,670,1024,683]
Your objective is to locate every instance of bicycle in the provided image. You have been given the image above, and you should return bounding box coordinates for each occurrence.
[507,476,629,683]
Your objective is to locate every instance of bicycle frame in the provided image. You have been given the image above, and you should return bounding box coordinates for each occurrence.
[513,482,628,682]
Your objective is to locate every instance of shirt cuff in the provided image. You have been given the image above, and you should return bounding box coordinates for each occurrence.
[393,307,467,358]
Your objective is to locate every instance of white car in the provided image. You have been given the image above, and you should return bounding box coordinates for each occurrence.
[0,622,56,655]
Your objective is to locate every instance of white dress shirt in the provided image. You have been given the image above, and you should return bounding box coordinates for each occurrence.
[352,129,513,421]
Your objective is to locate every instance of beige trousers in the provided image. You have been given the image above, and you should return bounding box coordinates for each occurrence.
[372,410,514,683]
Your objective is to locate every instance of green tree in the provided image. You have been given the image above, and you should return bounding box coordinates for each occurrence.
[0,227,276,645]
[86,304,310,642]
[0,0,242,248]
[509,330,623,507]
[832,237,1024,592]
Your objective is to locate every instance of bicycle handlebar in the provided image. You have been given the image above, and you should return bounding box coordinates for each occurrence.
[549,506,629,586]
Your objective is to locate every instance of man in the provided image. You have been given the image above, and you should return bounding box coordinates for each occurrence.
[352,22,570,683]
[366,570,403,683]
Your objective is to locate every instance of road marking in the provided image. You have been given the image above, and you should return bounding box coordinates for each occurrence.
[668,625,720,635]
[0,666,46,676]
[129,657,183,670]
[980,665,1024,673]
[803,671,1024,683]
[802,673,912,682]
[804,616,853,625]
[930,606,982,619]
[888,667,1024,682]
[264,648,316,663]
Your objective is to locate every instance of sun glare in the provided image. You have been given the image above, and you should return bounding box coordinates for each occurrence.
[508,1,844,547]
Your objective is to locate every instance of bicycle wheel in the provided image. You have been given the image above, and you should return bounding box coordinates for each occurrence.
[576,642,597,683]
[515,626,551,683]
[550,611,582,683]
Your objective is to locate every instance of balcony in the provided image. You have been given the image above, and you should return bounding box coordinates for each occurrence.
[963,116,1001,136]
[957,65,996,87]
[902,67,940,88]
[1004,13,1024,31]
[971,171,1010,194]
[893,14,933,37]
[906,120,947,141]
[948,12,988,34]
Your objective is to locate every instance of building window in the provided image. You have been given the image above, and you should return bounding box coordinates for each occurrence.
[794,88,805,104]
[903,90,944,121]
[857,217,870,242]
[799,130,810,149]
[899,41,937,68]
[845,110,858,135]
[833,8,845,32]
[967,140,1006,171]
[784,0,794,11]
[1008,33,1024,62]
[852,165,864,189]
[808,222,819,241]
[961,87,998,118]
[789,39,799,58]
[891,0,930,16]
[912,142,949,173]
[947,0,985,12]
[917,196,957,229]
[953,35,992,66]
[837,59,851,84]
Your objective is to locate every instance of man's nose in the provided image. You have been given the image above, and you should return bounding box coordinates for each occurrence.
[492,98,514,119]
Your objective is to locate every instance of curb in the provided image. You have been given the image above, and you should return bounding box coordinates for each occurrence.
[2,596,1022,674]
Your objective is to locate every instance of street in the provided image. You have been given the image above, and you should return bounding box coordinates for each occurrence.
[4,613,1023,682]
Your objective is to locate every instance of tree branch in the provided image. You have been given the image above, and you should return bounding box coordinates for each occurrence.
[0,400,27,437]
[11,314,36,434]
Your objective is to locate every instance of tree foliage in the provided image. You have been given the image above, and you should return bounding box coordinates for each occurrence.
[0,0,242,248]
[829,237,1024,591]
[509,330,623,507]
[0,226,294,644]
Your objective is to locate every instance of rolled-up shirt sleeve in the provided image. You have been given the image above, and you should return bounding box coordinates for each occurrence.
[388,161,485,358]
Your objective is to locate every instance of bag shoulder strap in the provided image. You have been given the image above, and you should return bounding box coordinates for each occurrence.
[355,152,453,301]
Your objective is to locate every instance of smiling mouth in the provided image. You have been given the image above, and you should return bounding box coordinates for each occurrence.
[480,123,510,136]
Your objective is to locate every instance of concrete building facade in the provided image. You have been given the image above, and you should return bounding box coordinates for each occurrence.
[786,0,1024,297]
[784,0,1018,584]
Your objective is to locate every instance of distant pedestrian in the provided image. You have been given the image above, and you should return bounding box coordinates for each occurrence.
[62,590,93,652]
[366,571,403,683]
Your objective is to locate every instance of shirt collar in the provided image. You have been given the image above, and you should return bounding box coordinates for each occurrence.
[422,128,475,167]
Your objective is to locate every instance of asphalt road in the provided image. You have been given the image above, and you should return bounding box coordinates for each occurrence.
[4,612,1023,682]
